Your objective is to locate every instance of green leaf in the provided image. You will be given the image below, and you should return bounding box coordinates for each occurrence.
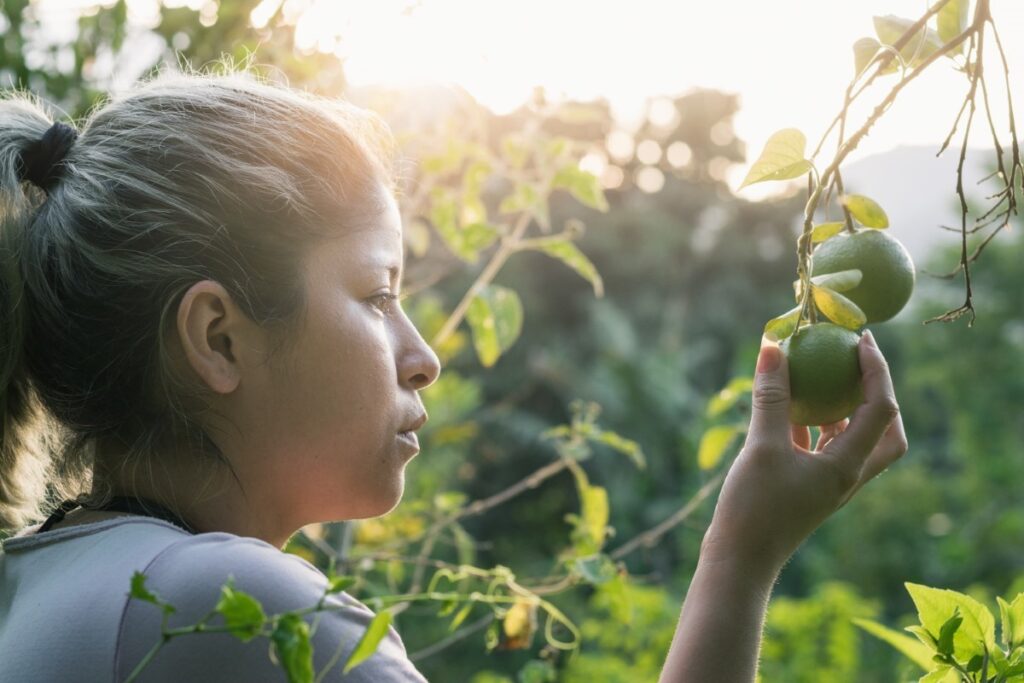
[853,618,936,671]
[485,620,502,652]
[343,610,393,674]
[739,129,812,189]
[592,429,646,469]
[130,572,159,605]
[936,0,969,53]
[499,182,551,230]
[936,608,962,656]
[326,575,356,595]
[906,624,938,649]
[531,238,604,297]
[573,554,618,586]
[129,572,175,615]
[466,285,524,367]
[905,583,997,662]
[874,15,943,67]
[271,614,314,683]
[518,659,557,683]
[763,305,802,342]
[840,194,889,228]
[811,221,846,244]
[501,134,531,170]
[853,37,883,77]
[697,424,741,471]
[706,377,754,418]
[998,593,1024,649]
[449,603,474,632]
[451,522,477,566]
[810,268,863,293]
[431,189,501,262]
[812,285,867,330]
[551,165,609,212]
[988,646,1011,675]
[918,667,957,683]
[216,582,267,642]
[462,159,493,198]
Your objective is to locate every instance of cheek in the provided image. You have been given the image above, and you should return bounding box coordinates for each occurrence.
[295,311,398,431]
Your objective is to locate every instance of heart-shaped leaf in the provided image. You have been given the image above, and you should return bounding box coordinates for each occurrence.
[739,129,812,189]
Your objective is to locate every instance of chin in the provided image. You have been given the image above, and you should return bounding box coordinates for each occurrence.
[350,478,406,520]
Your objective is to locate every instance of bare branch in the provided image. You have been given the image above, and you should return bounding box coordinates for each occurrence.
[609,472,725,561]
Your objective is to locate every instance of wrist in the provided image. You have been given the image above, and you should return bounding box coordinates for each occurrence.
[699,519,787,584]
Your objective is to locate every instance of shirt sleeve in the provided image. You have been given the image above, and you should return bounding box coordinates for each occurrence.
[115,532,428,683]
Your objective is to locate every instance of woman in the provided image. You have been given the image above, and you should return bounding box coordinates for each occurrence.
[0,72,906,682]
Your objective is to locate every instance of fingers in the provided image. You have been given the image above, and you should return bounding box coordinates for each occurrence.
[746,339,792,451]
[792,424,811,450]
[815,419,848,452]
[822,331,900,483]
[843,411,908,506]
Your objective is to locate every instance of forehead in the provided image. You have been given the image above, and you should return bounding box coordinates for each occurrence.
[311,192,404,274]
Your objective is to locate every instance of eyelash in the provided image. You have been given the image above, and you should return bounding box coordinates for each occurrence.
[370,293,400,315]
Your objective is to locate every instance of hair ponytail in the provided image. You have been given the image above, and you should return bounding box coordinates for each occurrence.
[0,71,397,534]
[0,95,68,532]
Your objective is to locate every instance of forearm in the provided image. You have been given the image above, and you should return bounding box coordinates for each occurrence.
[658,552,780,683]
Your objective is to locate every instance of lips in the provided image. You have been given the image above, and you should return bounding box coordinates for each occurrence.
[396,430,420,451]
[399,412,428,434]
[396,411,427,454]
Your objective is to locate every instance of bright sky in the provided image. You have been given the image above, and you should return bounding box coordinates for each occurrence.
[30,0,1024,194]
[282,0,1024,185]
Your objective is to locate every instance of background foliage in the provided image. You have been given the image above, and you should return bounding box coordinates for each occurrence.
[4,1,1023,680]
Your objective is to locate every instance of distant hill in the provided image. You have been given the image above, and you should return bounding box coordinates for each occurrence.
[839,145,996,262]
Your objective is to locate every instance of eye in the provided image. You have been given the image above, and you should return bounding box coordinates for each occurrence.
[369,292,399,315]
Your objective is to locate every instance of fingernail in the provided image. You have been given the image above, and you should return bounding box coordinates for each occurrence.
[757,344,781,373]
[863,330,877,348]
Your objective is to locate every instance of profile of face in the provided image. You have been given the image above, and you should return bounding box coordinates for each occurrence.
[183,186,441,539]
[260,189,442,522]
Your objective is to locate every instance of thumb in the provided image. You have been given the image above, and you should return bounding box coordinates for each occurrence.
[747,339,792,450]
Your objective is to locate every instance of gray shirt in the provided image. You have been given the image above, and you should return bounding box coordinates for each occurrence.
[0,517,428,682]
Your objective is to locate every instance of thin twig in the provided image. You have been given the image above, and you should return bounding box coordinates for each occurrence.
[609,472,726,560]
[408,614,495,662]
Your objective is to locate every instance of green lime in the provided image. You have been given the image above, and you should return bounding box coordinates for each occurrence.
[812,229,915,323]
[780,323,863,426]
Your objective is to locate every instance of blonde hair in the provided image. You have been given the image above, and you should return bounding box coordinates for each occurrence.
[0,70,397,532]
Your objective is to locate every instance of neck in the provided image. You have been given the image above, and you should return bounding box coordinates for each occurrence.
[91,449,297,548]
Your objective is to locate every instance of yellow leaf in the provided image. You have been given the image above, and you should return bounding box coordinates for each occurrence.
[811,221,846,243]
[697,425,741,470]
[812,285,867,330]
[501,599,538,650]
[841,194,889,228]
[763,305,802,342]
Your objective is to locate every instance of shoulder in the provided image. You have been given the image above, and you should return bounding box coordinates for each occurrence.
[116,531,427,682]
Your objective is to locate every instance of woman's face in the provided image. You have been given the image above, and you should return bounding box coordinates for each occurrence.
[239,189,441,527]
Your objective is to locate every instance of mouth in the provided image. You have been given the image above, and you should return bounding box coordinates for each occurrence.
[399,412,428,434]
[396,430,420,453]
[396,411,427,455]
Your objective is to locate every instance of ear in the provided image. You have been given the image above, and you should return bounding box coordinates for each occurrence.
[175,280,265,395]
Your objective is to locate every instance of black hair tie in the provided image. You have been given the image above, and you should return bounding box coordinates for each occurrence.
[17,121,78,192]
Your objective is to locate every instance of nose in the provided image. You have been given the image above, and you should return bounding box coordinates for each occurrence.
[399,319,441,391]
